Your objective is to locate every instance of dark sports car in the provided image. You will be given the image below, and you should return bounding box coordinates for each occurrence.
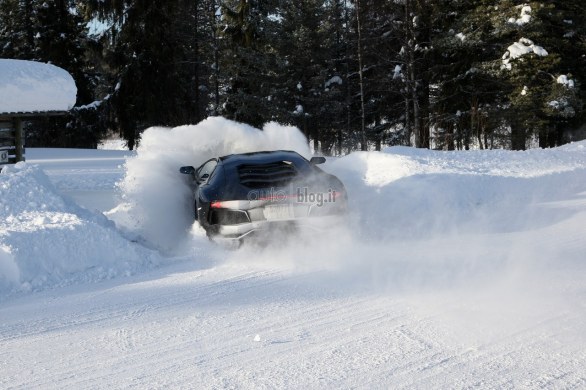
[180,150,347,242]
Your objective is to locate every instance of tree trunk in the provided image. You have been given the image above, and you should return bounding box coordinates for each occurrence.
[210,0,221,115]
[511,125,526,150]
[415,1,431,149]
[193,0,201,122]
[405,97,411,145]
[356,0,367,151]
[447,122,455,151]
[344,0,352,152]
[405,0,421,148]
[24,0,34,55]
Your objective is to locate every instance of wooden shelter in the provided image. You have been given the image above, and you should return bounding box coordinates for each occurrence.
[0,59,77,166]
[0,111,68,164]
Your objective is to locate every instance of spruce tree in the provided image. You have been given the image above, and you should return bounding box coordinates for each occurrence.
[458,1,585,149]
[218,0,278,128]
[271,1,330,150]
[83,0,204,149]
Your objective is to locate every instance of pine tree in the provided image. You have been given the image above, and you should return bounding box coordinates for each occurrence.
[318,0,354,154]
[353,0,406,150]
[270,1,330,151]
[0,0,35,59]
[428,0,507,150]
[455,1,585,150]
[82,0,205,149]
[218,0,278,128]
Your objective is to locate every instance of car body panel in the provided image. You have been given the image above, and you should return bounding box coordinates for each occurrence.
[180,150,347,241]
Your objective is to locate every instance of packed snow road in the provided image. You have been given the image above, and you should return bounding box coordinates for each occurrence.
[3,258,586,389]
[1,118,586,388]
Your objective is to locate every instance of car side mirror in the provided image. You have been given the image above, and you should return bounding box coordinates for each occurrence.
[309,156,326,165]
[180,166,195,174]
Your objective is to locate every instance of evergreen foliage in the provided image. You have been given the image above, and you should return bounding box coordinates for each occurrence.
[0,0,584,151]
[0,0,106,147]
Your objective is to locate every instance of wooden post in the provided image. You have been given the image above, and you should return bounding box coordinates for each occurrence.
[14,117,24,162]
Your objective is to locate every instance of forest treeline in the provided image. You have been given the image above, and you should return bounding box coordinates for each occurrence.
[1,0,585,152]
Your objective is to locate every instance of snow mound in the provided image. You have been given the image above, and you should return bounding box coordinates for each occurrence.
[329,143,586,240]
[0,59,77,114]
[0,163,159,295]
[110,117,310,252]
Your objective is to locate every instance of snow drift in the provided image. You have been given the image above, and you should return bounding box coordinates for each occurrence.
[329,143,586,241]
[0,163,158,295]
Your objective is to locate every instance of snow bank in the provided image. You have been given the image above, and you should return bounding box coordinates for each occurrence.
[0,163,158,295]
[328,144,586,241]
[110,117,310,252]
[0,59,77,114]
[227,141,586,296]
[2,132,585,311]
[98,137,129,150]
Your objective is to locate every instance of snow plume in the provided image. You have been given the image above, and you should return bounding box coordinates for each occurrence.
[0,163,158,295]
[112,125,586,336]
[111,117,310,253]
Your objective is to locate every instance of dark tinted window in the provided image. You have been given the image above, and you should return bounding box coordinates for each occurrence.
[197,159,218,179]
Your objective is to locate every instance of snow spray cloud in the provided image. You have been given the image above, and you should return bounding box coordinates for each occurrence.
[111,117,310,253]
[223,144,586,346]
[229,144,586,297]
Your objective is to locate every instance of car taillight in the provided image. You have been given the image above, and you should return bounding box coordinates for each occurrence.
[333,190,345,201]
[210,200,223,209]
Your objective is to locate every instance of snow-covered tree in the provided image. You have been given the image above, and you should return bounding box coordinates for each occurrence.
[217,0,279,128]
[454,1,584,149]
[82,0,207,149]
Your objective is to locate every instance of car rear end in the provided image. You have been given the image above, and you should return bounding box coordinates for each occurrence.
[206,153,346,241]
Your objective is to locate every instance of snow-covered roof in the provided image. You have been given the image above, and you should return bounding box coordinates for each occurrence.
[0,59,77,115]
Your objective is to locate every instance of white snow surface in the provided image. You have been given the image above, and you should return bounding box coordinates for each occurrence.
[502,38,548,70]
[503,38,548,60]
[1,118,586,388]
[0,59,77,114]
[557,74,575,88]
[508,5,532,26]
[325,75,343,89]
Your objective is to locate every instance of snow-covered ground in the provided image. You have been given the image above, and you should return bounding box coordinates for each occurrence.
[1,118,586,388]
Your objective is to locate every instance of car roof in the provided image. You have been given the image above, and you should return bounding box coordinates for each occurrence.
[219,150,306,166]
